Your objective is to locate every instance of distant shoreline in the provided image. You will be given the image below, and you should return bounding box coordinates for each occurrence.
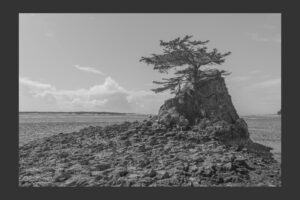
[19,112,279,117]
[242,114,281,118]
[19,111,149,116]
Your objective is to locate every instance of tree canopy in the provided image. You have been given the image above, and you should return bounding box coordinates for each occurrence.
[140,35,231,94]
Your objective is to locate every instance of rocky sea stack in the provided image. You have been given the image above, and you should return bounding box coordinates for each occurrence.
[157,69,249,141]
[19,72,281,187]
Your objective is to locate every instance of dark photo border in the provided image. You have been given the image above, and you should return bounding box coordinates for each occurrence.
[2,0,299,199]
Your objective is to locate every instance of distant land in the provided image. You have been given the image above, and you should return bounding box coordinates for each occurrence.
[19,111,280,117]
[19,111,146,116]
[277,109,281,115]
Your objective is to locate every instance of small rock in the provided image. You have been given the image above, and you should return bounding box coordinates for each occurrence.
[138,144,147,152]
[165,132,176,137]
[145,120,153,126]
[119,134,128,140]
[183,164,189,172]
[118,169,128,177]
[139,158,150,168]
[91,171,103,176]
[58,151,69,158]
[217,177,224,184]
[54,172,71,182]
[223,162,232,171]
[148,169,157,177]
[94,163,111,171]
[161,172,170,179]
[224,176,233,183]
[234,158,255,170]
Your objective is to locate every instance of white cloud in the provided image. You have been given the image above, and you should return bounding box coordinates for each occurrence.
[74,65,105,75]
[20,77,54,90]
[249,70,262,75]
[226,70,272,84]
[261,24,278,30]
[260,74,272,79]
[244,78,281,94]
[250,33,281,43]
[228,76,251,82]
[19,76,168,114]
[249,78,281,89]
[19,77,56,96]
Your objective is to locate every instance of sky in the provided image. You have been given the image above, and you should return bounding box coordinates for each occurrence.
[19,13,281,115]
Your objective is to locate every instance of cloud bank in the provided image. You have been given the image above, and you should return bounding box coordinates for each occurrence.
[228,76,251,82]
[250,33,281,43]
[19,76,170,114]
[246,78,281,89]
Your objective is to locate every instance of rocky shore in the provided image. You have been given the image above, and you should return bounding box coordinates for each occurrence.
[19,117,281,187]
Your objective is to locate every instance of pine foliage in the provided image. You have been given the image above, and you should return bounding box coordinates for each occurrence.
[140,35,231,94]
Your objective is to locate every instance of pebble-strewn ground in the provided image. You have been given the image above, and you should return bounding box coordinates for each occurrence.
[19,119,281,187]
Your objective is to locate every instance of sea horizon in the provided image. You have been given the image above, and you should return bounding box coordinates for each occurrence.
[19,111,280,117]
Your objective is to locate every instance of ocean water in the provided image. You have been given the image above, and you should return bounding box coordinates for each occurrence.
[19,113,281,162]
[243,115,281,163]
[19,113,148,146]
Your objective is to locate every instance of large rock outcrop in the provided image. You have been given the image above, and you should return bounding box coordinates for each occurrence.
[157,70,249,140]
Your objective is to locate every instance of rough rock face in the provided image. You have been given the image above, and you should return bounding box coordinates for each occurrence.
[157,71,249,139]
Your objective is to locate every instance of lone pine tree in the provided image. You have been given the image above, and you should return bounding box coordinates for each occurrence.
[140,35,249,135]
[140,35,231,95]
